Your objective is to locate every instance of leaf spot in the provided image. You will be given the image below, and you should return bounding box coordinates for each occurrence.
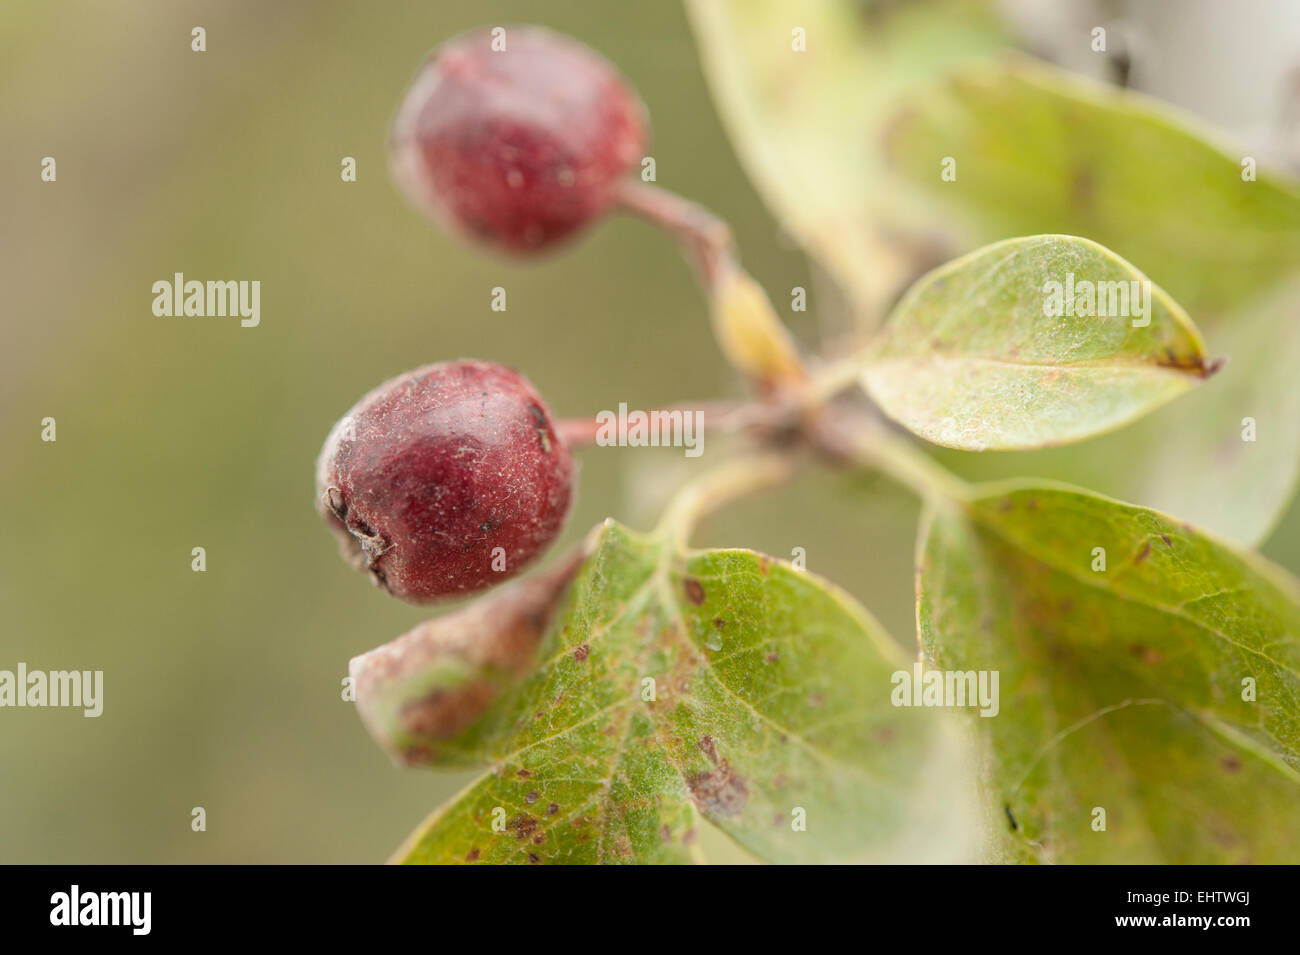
[683,578,706,605]
[507,814,539,842]
[688,766,749,818]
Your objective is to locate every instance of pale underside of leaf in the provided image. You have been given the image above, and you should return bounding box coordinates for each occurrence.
[866,356,1196,451]
[394,521,975,864]
[880,55,1300,539]
[917,485,1300,863]
[935,276,1300,544]
[862,234,1210,450]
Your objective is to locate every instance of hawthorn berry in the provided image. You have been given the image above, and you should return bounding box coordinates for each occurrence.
[389,25,648,254]
[317,360,574,603]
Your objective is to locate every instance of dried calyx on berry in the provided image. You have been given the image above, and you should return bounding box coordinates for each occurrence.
[317,359,574,603]
[389,25,648,254]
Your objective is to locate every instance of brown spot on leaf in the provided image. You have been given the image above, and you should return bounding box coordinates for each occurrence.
[1069,165,1096,209]
[713,617,727,628]
[465,848,480,862]
[1160,534,1172,547]
[573,644,589,661]
[689,734,747,817]
[683,578,706,605]
[1135,541,1151,563]
[525,791,539,804]
[547,802,559,815]
[1129,644,1165,665]
[1221,754,1243,773]
[688,765,749,818]
[399,682,495,745]
[402,744,432,766]
[1157,348,1222,378]
[528,852,541,864]
[507,814,538,842]
[516,769,531,778]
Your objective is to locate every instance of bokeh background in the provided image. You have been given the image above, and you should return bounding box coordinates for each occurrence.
[2,0,1298,863]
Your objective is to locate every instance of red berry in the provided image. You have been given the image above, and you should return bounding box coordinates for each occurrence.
[317,360,574,603]
[389,26,648,254]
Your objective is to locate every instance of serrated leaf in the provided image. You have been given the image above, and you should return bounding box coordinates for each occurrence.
[685,0,1010,324]
[861,235,1211,451]
[393,521,974,864]
[917,484,1300,863]
[883,57,1300,320]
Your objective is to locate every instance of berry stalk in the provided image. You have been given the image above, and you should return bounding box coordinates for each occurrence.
[615,180,808,388]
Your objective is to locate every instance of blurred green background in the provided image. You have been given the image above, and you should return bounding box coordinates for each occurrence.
[3,0,1300,863]
[0,0,914,863]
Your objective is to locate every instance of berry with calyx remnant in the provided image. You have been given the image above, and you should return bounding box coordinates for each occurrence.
[389,25,648,254]
[317,360,574,603]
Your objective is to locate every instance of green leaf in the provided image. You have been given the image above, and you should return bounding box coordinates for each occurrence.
[918,484,1300,863]
[685,0,1010,323]
[880,58,1300,542]
[861,234,1212,451]
[690,1,1300,537]
[393,521,973,864]
[932,277,1300,545]
[883,57,1300,320]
